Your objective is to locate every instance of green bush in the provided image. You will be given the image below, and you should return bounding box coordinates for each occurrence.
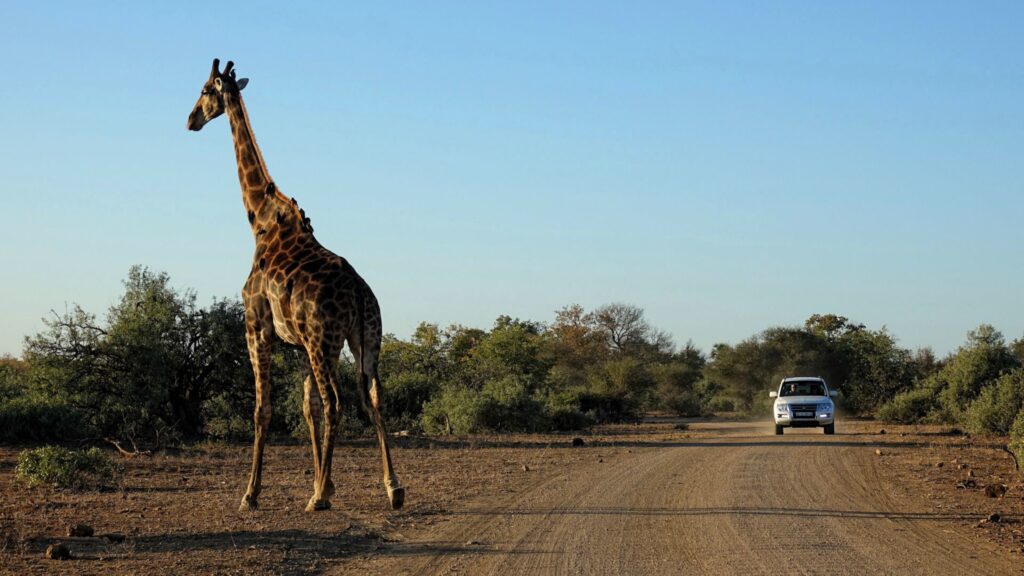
[383,371,437,426]
[420,376,553,435]
[663,389,706,417]
[542,388,594,431]
[935,325,1018,421]
[477,376,549,432]
[201,396,253,441]
[0,398,92,443]
[421,386,486,435]
[577,391,640,423]
[962,370,1024,435]
[1009,410,1024,470]
[15,446,121,489]
[707,396,737,413]
[877,386,938,424]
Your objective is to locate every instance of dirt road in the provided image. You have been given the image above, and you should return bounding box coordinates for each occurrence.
[347,421,1018,575]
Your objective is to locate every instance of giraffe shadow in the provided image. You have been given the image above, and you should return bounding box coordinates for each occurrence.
[123,529,513,575]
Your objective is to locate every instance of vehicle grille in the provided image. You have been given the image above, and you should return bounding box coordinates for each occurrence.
[790,404,817,418]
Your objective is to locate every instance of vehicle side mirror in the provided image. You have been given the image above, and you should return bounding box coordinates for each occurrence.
[829,390,838,397]
[769,391,778,398]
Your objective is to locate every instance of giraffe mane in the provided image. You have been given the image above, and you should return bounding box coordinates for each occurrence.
[265,183,314,233]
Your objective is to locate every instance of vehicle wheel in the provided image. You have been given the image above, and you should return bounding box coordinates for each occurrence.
[775,424,784,435]
[824,423,835,435]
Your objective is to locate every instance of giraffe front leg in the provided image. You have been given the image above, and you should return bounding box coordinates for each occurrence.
[302,374,322,490]
[240,304,273,512]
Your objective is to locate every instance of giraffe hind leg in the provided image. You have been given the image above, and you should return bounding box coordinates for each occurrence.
[305,343,341,512]
[355,346,404,510]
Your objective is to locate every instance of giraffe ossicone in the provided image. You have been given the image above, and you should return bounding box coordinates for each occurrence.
[187,57,404,512]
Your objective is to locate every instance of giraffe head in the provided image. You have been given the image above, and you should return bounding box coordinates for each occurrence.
[187,58,249,131]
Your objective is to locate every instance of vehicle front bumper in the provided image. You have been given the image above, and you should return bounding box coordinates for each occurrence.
[774,414,835,427]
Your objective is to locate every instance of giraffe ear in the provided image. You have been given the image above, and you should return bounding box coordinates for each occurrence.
[237,78,249,91]
[213,77,224,92]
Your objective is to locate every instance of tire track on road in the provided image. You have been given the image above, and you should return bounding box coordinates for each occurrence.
[338,423,1019,575]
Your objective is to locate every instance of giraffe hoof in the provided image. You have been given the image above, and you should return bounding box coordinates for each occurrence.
[239,495,258,512]
[387,486,405,510]
[305,498,331,512]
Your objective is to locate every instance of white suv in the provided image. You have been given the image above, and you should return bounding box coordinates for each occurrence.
[769,377,837,435]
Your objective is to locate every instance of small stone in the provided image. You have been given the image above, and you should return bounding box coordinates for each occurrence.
[935,462,944,468]
[521,464,530,472]
[45,544,71,560]
[466,540,482,546]
[598,458,604,463]
[875,449,882,456]
[967,469,975,478]
[571,438,585,447]
[957,463,969,470]
[67,524,93,537]
[988,513,1001,523]
[879,429,886,435]
[984,484,1008,498]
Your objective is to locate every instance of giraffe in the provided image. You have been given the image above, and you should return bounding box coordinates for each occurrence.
[187,58,404,512]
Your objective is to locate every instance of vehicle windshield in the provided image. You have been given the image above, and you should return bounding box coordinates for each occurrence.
[780,380,826,397]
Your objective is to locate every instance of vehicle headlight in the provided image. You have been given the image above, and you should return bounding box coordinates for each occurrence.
[776,404,790,414]
[818,404,832,413]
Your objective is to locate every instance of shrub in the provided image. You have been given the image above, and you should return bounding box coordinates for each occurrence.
[962,370,1024,435]
[477,376,549,432]
[383,371,437,427]
[201,396,253,441]
[1009,410,1024,470]
[577,390,640,423]
[707,396,737,413]
[663,389,706,417]
[421,386,486,435]
[15,446,120,490]
[0,398,92,443]
[935,325,1018,421]
[877,386,938,424]
[421,376,554,435]
[543,388,594,431]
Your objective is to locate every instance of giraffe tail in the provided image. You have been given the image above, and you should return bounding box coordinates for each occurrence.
[356,286,368,409]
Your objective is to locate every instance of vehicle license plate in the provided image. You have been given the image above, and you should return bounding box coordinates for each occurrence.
[795,412,813,418]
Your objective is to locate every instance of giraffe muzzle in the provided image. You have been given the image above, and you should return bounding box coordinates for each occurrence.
[187,111,207,131]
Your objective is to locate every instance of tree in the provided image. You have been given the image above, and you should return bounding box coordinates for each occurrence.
[935,325,1019,421]
[0,355,27,401]
[805,314,864,339]
[593,303,648,354]
[550,304,605,368]
[835,327,914,414]
[651,342,708,416]
[23,266,250,444]
[592,303,674,360]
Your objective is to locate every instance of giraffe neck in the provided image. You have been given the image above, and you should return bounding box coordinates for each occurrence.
[223,92,273,226]
[222,91,317,245]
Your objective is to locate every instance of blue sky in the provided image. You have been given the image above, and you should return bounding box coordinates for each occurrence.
[1,1,1021,357]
